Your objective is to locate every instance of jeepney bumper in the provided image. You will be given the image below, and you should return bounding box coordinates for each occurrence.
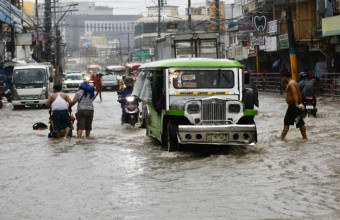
[177,124,257,146]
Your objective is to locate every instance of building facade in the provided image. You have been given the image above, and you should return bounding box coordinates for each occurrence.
[63,2,139,65]
[224,0,340,79]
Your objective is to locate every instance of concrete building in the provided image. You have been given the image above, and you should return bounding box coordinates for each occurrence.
[62,2,140,65]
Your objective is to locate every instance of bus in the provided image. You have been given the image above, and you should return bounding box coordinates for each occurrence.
[133,58,258,151]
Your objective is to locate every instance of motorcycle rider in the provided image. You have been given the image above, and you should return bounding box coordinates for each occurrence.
[118,77,135,123]
[298,72,316,104]
[298,71,317,116]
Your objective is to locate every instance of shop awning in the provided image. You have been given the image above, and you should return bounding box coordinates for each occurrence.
[0,0,23,30]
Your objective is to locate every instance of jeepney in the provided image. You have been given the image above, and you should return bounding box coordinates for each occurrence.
[133,58,258,151]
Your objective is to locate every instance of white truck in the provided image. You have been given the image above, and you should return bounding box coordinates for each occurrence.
[155,32,221,61]
[11,64,54,109]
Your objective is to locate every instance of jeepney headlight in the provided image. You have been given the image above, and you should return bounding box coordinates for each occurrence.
[187,103,200,114]
[228,104,241,113]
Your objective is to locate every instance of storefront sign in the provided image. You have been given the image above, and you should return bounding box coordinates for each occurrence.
[167,23,178,32]
[268,20,278,35]
[250,36,265,46]
[238,19,256,33]
[248,45,258,57]
[279,34,289,49]
[322,15,340,36]
[233,45,246,61]
[315,62,327,78]
[237,33,250,41]
[253,15,267,32]
[265,36,277,51]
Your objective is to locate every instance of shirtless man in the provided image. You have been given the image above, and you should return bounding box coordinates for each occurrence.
[281,72,307,140]
[46,84,73,138]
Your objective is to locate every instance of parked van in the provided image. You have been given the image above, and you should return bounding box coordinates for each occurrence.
[133,58,258,151]
[11,64,54,109]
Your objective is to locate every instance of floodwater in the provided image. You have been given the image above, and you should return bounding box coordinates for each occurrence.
[0,92,339,220]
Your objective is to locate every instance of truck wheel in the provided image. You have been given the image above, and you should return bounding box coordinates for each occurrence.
[243,88,254,109]
[166,122,179,152]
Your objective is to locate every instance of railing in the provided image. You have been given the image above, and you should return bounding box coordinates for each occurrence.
[318,73,340,97]
[249,72,283,94]
[249,72,340,97]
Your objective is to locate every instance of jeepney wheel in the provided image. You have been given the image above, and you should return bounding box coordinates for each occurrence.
[166,122,179,152]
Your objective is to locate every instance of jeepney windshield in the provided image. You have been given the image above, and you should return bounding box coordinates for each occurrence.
[170,70,234,89]
[132,70,151,101]
[13,68,46,84]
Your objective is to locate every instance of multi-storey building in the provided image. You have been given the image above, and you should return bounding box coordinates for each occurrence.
[62,2,139,65]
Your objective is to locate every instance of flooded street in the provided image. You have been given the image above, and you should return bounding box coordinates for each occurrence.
[0,91,339,219]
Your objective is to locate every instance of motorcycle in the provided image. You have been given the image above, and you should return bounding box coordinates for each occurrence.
[302,96,317,117]
[119,95,140,127]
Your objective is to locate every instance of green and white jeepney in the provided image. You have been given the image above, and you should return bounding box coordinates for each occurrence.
[133,58,258,151]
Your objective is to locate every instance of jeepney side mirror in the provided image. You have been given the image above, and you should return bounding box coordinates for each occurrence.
[49,76,53,83]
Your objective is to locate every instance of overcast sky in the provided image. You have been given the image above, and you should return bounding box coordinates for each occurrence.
[30,0,234,15]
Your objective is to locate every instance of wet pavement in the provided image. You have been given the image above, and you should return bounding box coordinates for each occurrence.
[0,91,339,219]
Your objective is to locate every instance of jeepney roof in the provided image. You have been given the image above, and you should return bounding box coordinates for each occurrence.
[139,58,243,69]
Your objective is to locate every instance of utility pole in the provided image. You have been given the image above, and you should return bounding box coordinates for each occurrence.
[215,0,220,58]
[44,0,52,62]
[286,5,298,80]
[127,33,130,62]
[158,0,162,38]
[34,0,40,61]
[10,0,16,59]
[215,0,220,33]
[188,0,192,31]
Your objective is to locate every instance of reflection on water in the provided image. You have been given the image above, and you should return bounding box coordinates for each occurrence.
[0,92,339,219]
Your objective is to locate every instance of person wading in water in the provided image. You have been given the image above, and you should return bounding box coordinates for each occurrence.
[45,84,73,138]
[280,72,307,140]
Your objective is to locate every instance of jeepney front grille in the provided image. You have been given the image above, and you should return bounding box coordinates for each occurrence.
[202,100,227,125]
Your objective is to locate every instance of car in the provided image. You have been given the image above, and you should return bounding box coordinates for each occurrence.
[101,74,119,91]
[62,73,83,92]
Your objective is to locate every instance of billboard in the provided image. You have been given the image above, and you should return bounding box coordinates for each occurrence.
[15,33,32,46]
[322,15,340,36]
[80,38,92,51]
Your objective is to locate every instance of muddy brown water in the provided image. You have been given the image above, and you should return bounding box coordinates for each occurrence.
[0,92,339,219]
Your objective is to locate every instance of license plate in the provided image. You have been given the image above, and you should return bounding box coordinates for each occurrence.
[306,105,313,109]
[25,101,34,104]
[207,134,228,142]
[106,87,111,90]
